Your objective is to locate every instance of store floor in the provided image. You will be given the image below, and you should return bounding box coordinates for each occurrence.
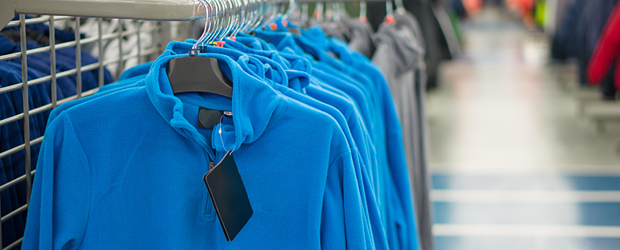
[427,7,620,250]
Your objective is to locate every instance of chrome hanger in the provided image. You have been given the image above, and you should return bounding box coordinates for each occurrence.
[282,0,297,20]
[360,1,367,21]
[249,0,266,31]
[301,3,309,24]
[259,1,279,29]
[315,2,324,23]
[395,0,405,15]
[201,0,218,46]
[194,0,212,50]
[332,2,340,23]
[217,0,236,41]
[385,0,394,23]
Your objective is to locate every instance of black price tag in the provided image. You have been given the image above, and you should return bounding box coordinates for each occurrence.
[204,152,253,241]
[198,108,233,129]
[198,107,223,129]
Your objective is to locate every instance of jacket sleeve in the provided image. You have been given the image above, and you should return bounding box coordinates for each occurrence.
[22,113,91,250]
[587,2,620,84]
[322,150,371,250]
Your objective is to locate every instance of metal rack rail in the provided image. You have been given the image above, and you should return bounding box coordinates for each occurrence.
[1,0,205,30]
[0,14,163,249]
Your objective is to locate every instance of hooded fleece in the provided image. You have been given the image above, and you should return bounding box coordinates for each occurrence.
[303,26,419,250]
[40,39,385,249]
[22,52,366,250]
[372,14,429,250]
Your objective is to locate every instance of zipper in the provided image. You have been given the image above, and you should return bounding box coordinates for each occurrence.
[204,152,216,220]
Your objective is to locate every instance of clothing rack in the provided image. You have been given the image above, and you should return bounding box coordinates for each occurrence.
[0,0,301,31]
[0,14,166,250]
[0,0,420,248]
[0,0,199,31]
[0,0,295,248]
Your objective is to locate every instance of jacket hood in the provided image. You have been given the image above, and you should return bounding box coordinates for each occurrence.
[374,14,423,76]
[223,37,312,92]
[347,20,376,58]
[147,44,287,154]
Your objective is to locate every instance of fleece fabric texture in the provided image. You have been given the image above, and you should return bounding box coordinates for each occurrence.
[0,28,113,247]
[167,42,375,249]
[303,26,420,250]
[221,42,382,249]
[23,48,372,249]
[373,14,422,211]
[254,28,417,250]
[307,25,420,250]
[206,38,386,249]
[253,30,378,162]
[250,31,379,172]
[253,33,389,223]
[45,38,389,249]
[44,43,379,249]
[372,13,432,250]
[333,37,419,250]
[217,38,388,249]
[347,19,377,59]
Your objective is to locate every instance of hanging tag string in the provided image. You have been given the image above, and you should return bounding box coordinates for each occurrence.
[219,114,232,154]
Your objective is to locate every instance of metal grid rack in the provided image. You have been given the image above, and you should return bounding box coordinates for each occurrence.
[0,14,165,249]
[0,0,359,248]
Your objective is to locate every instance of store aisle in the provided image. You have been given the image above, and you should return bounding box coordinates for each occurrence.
[427,7,620,250]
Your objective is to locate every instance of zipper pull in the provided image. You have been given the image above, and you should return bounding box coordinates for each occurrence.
[209,161,215,170]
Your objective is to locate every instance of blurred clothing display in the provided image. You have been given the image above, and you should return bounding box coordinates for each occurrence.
[551,0,619,99]
[588,1,620,91]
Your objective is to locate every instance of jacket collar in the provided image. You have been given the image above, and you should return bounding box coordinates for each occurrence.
[145,50,285,153]
[253,30,357,76]
[223,38,312,92]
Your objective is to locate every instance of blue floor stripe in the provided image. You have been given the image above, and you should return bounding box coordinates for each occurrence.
[435,236,620,250]
[433,202,620,226]
[432,175,620,191]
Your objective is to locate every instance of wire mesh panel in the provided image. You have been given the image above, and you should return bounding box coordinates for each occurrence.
[0,14,164,250]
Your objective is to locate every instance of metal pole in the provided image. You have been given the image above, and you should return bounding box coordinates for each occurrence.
[98,18,104,87]
[137,21,142,65]
[49,16,57,109]
[74,17,82,98]
[117,21,124,79]
[19,14,33,207]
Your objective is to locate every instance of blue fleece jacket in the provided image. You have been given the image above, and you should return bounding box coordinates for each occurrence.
[242,35,380,185]
[220,39,388,249]
[95,41,378,193]
[43,37,392,249]
[221,38,380,193]
[218,37,389,250]
[41,41,378,249]
[23,50,369,249]
[225,39,377,169]
[87,39,379,202]
[252,31,376,130]
[325,35,419,250]
[255,27,418,250]
[231,37,390,250]
[250,30,387,205]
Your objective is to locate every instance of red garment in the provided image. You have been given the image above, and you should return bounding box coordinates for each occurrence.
[587,1,620,88]
[506,0,535,15]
